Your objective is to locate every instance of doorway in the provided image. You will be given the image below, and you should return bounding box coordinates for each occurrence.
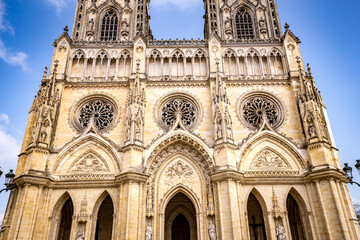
[165,193,197,240]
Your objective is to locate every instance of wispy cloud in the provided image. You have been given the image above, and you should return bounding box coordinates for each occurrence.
[151,0,201,10]
[46,0,69,13]
[0,39,29,71]
[0,0,29,70]
[0,0,14,34]
[0,113,9,125]
[0,114,20,167]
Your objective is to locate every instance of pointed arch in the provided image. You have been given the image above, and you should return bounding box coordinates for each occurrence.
[90,190,115,240]
[48,192,75,240]
[144,131,214,171]
[284,187,313,239]
[161,184,201,215]
[234,6,256,39]
[53,134,121,174]
[245,188,268,213]
[286,187,312,240]
[223,48,238,78]
[162,188,199,240]
[246,188,269,240]
[239,131,307,170]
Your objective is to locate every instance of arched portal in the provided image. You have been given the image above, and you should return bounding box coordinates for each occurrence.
[95,195,114,240]
[247,193,267,240]
[165,193,197,240]
[287,194,306,240]
[56,198,73,240]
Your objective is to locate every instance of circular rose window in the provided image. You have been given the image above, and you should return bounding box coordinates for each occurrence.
[156,94,201,130]
[240,94,284,129]
[75,98,116,132]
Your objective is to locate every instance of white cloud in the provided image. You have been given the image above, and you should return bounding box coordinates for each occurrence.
[0,0,14,34]
[0,113,9,125]
[0,39,29,71]
[0,114,20,167]
[46,0,68,13]
[151,0,200,10]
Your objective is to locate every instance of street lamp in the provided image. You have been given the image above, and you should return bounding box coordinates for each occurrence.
[0,169,16,194]
[343,161,360,187]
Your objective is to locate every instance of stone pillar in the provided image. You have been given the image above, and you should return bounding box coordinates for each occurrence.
[212,171,243,240]
[116,172,147,240]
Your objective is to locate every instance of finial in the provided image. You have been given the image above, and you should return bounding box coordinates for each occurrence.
[42,67,48,82]
[307,63,313,76]
[64,25,69,32]
[284,22,289,30]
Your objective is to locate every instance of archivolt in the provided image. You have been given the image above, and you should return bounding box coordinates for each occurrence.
[239,131,306,169]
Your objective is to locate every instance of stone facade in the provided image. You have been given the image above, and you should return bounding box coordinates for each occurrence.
[1,0,359,239]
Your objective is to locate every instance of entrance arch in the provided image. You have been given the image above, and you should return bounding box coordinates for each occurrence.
[287,194,306,240]
[165,193,197,240]
[56,198,73,240]
[247,193,267,240]
[95,195,114,240]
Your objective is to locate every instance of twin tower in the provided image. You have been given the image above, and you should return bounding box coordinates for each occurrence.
[1,0,359,240]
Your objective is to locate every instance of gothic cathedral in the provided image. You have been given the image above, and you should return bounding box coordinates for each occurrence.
[1,0,359,239]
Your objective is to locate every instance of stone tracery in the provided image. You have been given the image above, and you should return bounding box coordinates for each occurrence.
[77,99,115,132]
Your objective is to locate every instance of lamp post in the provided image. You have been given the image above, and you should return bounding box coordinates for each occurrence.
[343,160,360,187]
[0,169,16,194]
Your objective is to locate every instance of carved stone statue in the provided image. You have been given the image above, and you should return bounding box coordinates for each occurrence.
[208,221,217,240]
[88,18,94,31]
[76,230,85,240]
[145,223,152,240]
[276,224,286,240]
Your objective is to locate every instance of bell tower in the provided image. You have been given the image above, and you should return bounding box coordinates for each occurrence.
[72,0,152,42]
[204,0,282,40]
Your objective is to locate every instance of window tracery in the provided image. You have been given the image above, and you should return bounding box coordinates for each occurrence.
[77,99,115,132]
[235,8,255,39]
[240,94,284,129]
[161,99,196,129]
[100,9,119,41]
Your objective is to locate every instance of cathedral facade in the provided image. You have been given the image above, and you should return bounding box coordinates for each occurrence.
[1,0,359,239]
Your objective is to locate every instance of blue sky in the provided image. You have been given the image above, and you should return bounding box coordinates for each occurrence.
[0,0,359,224]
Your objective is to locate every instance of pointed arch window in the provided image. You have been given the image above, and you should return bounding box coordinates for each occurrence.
[101,9,119,41]
[235,8,255,39]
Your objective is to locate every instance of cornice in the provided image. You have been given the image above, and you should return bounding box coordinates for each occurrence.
[115,171,148,184]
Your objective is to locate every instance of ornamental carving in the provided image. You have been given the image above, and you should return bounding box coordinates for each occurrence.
[161,99,196,129]
[78,99,115,131]
[70,153,109,173]
[70,94,120,134]
[155,93,202,131]
[251,149,290,169]
[164,160,194,187]
[145,138,214,216]
[240,93,284,130]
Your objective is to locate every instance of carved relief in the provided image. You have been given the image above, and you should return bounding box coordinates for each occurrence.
[70,153,109,173]
[251,149,290,169]
[164,160,194,187]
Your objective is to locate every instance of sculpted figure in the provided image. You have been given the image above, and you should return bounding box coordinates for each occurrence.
[88,18,94,31]
[145,223,152,240]
[76,230,85,240]
[276,224,286,240]
[208,221,217,240]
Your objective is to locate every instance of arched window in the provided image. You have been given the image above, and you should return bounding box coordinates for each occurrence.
[101,9,119,41]
[235,8,255,39]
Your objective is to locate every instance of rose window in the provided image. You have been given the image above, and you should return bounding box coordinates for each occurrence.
[77,99,115,131]
[241,96,283,129]
[161,99,197,129]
